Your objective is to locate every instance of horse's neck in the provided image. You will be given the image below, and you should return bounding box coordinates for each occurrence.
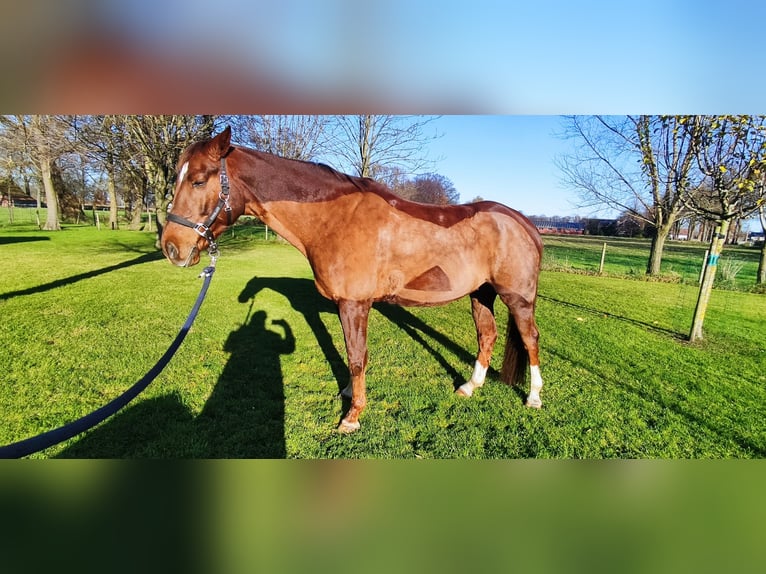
[238,149,342,201]
[235,150,348,255]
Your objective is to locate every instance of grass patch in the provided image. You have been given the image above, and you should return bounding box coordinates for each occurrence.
[1,225,765,458]
[542,235,762,290]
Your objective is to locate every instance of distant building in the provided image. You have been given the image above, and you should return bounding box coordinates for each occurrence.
[1,192,38,208]
[529,216,587,235]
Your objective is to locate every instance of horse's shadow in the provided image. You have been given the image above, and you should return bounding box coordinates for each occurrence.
[239,277,481,391]
[57,276,480,458]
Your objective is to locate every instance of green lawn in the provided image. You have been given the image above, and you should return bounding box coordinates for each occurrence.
[1,224,764,458]
[543,234,763,290]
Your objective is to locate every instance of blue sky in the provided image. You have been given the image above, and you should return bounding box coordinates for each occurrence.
[97,0,764,218]
[426,116,595,217]
[82,1,764,224]
[100,0,766,114]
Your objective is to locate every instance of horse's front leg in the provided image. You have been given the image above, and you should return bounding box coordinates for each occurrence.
[337,299,372,433]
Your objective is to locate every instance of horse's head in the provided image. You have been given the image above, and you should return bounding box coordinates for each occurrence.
[162,126,234,267]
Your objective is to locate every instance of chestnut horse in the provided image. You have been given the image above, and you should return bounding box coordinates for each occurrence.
[162,126,544,432]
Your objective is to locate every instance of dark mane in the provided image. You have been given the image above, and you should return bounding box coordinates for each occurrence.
[233,145,381,195]
[310,160,378,192]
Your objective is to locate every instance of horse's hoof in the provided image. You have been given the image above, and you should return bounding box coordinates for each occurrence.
[455,382,474,397]
[337,419,361,433]
[525,397,542,409]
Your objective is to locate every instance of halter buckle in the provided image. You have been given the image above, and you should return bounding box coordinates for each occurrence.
[193,222,211,238]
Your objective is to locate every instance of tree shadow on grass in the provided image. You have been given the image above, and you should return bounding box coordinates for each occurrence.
[538,294,687,340]
[0,250,163,301]
[57,309,294,458]
[545,344,766,457]
[0,236,51,245]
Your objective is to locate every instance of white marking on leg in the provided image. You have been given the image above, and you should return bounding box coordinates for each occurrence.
[470,360,488,387]
[526,365,543,408]
[457,361,488,397]
[178,161,189,185]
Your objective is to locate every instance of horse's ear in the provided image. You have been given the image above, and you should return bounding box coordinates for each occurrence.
[206,126,232,160]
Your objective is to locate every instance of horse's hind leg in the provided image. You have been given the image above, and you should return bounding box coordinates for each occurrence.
[337,299,372,433]
[457,283,497,397]
[501,294,544,408]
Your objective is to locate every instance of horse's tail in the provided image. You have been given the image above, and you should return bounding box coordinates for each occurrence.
[500,312,528,386]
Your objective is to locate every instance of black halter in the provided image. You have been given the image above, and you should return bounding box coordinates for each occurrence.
[166,157,233,257]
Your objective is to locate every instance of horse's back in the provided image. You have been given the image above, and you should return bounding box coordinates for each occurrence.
[374,189,540,248]
[471,200,542,255]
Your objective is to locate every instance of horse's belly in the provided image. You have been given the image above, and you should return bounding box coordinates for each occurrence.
[382,262,482,306]
[388,289,466,307]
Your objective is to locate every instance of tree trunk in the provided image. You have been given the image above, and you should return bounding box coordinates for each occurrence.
[758,205,766,285]
[107,169,119,230]
[689,219,730,341]
[128,200,143,230]
[39,156,61,231]
[359,115,373,178]
[727,217,741,244]
[646,218,674,275]
[154,192,169,249]
[700,220,713,243]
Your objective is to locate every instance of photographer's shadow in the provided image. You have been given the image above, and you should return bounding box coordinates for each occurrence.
[58,309,294,458]
[195,309,294,457]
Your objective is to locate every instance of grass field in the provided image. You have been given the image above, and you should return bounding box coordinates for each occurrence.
[1,222,765,458]
[542,234,763,291]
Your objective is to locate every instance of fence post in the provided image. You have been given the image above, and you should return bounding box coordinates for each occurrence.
[599,242,607,274]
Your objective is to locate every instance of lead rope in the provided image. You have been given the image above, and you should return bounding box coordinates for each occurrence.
[0,258,218,459]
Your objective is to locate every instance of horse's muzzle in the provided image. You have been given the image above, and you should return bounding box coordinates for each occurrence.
[163,240,199,267]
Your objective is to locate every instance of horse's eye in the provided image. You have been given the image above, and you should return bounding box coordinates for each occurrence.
[192,181,205,188]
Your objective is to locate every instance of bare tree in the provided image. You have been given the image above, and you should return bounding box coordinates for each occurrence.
[372,165,417,199]
[327,115,440,178]
[71,115,133,229]
[557,115,702,275]
[0,115,77,230]
[411,173,459,205]
[0,122,26,224]
[757,200,766,285]
[121,115,217,240]
[688,115,766,341]
[234,115,330,161]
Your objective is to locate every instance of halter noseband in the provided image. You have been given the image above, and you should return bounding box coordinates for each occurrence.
[166,157,233,257]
